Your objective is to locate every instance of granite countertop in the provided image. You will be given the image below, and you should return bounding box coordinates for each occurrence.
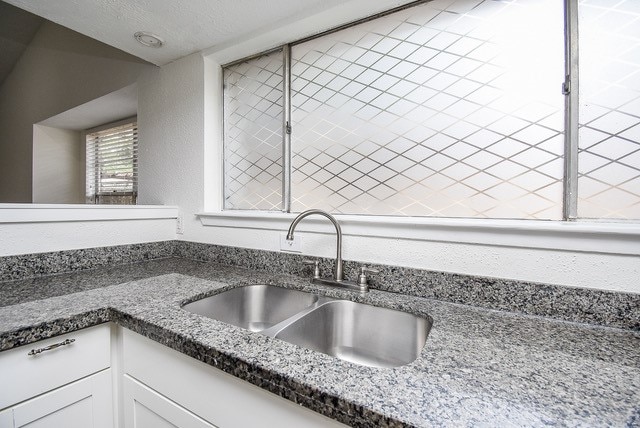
[0,258,639,427]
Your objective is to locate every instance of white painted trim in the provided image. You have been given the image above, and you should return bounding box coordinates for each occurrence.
[197,211,640,256]
[0,204,179,223]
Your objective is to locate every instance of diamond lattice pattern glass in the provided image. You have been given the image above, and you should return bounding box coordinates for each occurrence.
[578,0,640,219]
[224,50,284,210]
[291,0,565,218]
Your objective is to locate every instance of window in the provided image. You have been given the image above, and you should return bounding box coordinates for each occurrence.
[222,0,640,221]
[224,50,284,210]
[86,120,138,205]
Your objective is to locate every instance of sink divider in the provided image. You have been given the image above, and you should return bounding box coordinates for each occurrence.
[259,296,335,338]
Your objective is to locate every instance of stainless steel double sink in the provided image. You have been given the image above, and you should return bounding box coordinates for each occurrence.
[182,285,432,368]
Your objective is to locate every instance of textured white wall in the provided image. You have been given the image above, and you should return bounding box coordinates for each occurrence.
[134,2,640,295]
[32,125,84,204]
[137,53,206,243]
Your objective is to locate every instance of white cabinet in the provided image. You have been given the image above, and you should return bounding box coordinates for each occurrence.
[122,328,346,428]
[0,323,113,428]
[123,375,216,428]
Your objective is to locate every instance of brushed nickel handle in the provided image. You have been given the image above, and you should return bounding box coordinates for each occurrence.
[357,266,380,290]
[28,338,75,356]
[302,259,321,279]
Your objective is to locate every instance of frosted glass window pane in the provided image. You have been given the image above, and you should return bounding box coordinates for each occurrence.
[578,0,640,219]
[291,0,564,219]
[223,50,284,210]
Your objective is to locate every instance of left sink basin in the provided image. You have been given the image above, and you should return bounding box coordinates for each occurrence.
[182,285,318,332]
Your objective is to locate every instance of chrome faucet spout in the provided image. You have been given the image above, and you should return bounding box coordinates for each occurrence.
[287,209,343,282]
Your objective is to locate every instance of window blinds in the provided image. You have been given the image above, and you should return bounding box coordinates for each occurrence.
[86,121,138,204]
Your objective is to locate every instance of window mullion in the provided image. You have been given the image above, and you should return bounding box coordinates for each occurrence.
[563,0,579,220]
[282,44,292,213]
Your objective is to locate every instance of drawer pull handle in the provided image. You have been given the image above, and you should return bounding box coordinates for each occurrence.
[28,338,75,356]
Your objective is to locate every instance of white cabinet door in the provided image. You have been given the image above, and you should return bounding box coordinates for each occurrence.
[123,375,216,428]
[10,369,113,428]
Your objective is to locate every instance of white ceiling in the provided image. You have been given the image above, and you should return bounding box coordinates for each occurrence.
[2,0,349,66]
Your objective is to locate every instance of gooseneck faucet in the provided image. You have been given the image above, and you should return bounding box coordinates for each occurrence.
[287,209,344,282]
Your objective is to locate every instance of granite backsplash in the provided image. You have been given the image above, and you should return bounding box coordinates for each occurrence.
[1,240,638,330]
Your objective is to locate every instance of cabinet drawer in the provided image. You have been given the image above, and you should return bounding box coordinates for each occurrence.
[0,323,111,410]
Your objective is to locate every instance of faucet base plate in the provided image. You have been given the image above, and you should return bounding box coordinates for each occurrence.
[311,277,368,293]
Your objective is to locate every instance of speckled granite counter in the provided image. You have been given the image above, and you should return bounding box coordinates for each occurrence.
[1,258,639,427]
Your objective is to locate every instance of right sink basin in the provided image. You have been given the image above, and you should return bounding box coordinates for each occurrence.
[275,300,432,368]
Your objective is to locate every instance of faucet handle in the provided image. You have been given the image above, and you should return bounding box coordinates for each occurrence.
[303,259,321,279]
[357,266,379,289]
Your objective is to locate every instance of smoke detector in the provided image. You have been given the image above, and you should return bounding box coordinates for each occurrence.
[134,31,164,48]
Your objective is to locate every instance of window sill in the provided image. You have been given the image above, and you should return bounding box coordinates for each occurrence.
[196,211,640,256]
[0,204,179,223]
